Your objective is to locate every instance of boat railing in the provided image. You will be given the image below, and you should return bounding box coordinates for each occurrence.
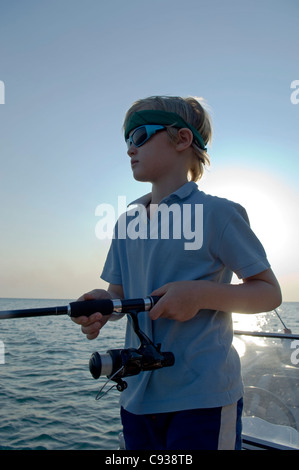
[234,330,299,340]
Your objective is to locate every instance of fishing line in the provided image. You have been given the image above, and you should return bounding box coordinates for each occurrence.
[274,309,289,330]
[95,366,125,400]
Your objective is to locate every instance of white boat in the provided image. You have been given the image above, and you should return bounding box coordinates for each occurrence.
[233,329,299,450]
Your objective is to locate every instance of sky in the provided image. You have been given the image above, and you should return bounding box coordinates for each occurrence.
[0,0,298,301]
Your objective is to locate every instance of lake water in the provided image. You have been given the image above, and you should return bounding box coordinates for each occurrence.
[0,298,298,450]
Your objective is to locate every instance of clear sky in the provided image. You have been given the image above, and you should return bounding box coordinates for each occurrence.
[0,0,298,301]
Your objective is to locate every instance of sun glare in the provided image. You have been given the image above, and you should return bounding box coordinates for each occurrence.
[200,166,299,302]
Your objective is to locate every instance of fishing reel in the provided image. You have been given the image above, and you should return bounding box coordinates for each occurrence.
[89,310,175,398]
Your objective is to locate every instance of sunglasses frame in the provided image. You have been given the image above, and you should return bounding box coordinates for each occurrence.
[126,125,165,149]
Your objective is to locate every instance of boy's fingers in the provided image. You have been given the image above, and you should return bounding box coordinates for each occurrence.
[150,285,168,297]
[149,297,167,320]
[149,285,171,320]
[72,312,103,326]
[82,321,101,335]
[77,292,95,302]
[149,308,161,320]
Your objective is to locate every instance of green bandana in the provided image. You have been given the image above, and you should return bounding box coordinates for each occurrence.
[124,110,207,151]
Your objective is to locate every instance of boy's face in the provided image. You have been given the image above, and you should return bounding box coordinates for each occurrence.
[127,128,185,184]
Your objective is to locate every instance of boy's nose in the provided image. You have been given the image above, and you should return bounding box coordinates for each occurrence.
[127,143,137,157]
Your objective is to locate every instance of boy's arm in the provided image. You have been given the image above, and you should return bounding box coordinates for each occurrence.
[107,283,124,300]
[149,268,282,322]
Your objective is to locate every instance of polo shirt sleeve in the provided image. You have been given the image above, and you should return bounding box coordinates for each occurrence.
[101,228,123,286]
[217,205,270,279]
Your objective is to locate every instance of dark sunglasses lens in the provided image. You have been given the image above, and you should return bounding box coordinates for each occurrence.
[132,127,148,147]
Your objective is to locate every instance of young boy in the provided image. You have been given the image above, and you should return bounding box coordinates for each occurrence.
[73,96,282,450]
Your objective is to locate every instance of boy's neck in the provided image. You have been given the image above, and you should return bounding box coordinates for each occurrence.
[150,175,189,205]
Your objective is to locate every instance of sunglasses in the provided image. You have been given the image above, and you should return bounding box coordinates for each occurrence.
[126,125,165,149]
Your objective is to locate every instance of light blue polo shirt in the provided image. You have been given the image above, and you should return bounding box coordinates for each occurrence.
[101,182,270,414]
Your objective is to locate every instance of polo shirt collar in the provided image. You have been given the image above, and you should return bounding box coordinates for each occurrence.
[128,181,198,207]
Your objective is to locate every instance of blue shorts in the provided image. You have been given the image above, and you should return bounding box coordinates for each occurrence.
[121,398,243,450]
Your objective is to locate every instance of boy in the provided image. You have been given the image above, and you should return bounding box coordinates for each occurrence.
[73,96,281,450]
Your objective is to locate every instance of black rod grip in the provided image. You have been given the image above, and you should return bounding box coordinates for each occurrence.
[69,299,114,318]
[69,296,161,318]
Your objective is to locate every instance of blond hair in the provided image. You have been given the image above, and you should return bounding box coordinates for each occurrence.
[123,95,212,181]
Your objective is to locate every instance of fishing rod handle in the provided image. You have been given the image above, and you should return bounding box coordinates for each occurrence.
[68,296,160,318]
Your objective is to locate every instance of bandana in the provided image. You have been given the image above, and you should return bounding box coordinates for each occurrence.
[124,110,207,151]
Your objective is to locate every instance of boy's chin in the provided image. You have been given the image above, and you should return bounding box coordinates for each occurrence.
[132,171,151,183]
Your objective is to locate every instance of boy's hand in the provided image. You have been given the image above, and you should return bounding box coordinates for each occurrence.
[71,289,112,340]
[149,281,205,322]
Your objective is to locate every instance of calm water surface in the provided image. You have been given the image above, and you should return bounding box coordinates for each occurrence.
[0,298,298,450]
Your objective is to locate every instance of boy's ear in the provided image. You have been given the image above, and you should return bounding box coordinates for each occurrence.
[175,128,193,151]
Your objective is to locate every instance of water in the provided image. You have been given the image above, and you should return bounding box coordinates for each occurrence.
[0,298,126,450]
[0,298,298,450]
[232,302,299,335]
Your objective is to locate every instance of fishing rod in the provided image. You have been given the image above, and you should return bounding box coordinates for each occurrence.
[0,296,161,320]
[0,295,175,396]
